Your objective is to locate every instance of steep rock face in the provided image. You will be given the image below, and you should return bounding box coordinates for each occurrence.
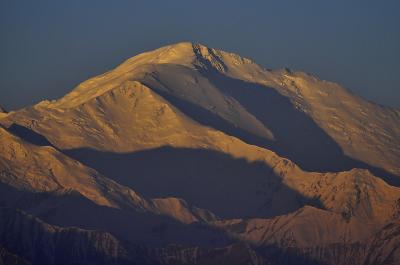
[0,208,265,265]
[280,220,400,265]
[0,207,137,265]
[214,206,371,248]
[359,221,400,265]
[213,217,400,265]
[1,206,398,265]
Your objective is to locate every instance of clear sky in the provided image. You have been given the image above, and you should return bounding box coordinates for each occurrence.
[1,0,399,110]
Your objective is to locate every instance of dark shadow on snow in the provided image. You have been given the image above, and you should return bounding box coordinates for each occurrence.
[0,182,230,248]
[0,179,328,265]
[139,63,399,186]
[7,123,54,147]
[2,124,326,218]
[64,146,325,219]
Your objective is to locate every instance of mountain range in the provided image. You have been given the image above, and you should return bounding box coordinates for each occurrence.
[0,42,399,265]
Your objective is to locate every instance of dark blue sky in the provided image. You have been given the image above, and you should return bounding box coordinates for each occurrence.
[1,0,399,110]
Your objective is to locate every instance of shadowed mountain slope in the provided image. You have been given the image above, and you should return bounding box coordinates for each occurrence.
[0,126,225,228]
[0,207,142,265]
[3,118,399,248]
[137,63,398,184]
[0,42,399,264]
[2,42,399,180]
[3,80,399,226]
[1,206,399,265]
[1,72,399,231]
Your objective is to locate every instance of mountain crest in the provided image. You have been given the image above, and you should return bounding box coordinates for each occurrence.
[1,42,400,265]
[192,43,228,72]
[0,105,7,119]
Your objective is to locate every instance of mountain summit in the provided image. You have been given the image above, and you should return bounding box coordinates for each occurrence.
[3,42,400,179]
[0,105,6,119]
[0,43,399,265]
